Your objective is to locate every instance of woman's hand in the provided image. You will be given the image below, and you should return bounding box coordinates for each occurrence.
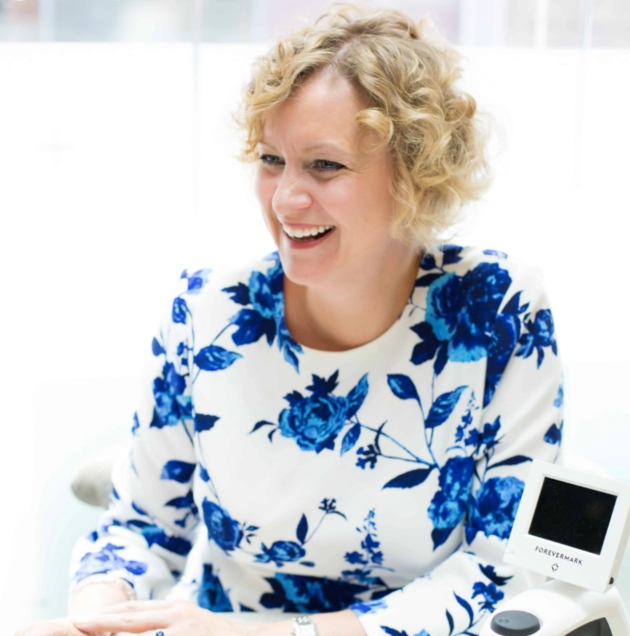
[14,579,133,636]
[13,616,111,636]
[71,600,277,636]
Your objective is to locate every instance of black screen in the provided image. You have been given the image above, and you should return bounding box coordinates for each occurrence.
[528,477,617,555]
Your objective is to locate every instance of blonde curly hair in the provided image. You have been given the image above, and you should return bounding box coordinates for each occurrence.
[236,4,491,250]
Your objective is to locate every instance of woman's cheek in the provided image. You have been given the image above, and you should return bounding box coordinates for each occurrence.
[256,175,279,235]
[255,167,274,202]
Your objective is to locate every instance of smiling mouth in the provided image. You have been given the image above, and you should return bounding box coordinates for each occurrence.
[282,224,335,242]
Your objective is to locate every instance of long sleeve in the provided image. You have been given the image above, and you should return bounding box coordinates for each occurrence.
[68,271,206,600]
[352,257,564,636]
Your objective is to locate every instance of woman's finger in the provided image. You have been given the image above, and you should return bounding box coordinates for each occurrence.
[73,610,171,634]
[14,617,108,636]
[93,601,174,614]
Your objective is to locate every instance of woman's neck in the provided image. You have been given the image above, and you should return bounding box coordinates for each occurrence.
[283,250,421,352]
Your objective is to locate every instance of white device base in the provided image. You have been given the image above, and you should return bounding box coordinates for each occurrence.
[480,580,630,636]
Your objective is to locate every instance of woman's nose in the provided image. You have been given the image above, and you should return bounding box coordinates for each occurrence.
[271,168,313,215]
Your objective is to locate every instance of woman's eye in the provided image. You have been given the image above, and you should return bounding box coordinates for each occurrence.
[312,159,345,173]
[258,155,344,173]
[260,154,284,167]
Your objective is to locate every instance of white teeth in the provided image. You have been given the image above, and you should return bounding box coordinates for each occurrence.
[282,224,333,240]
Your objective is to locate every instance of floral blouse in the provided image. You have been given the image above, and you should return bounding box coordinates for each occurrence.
[70,245,564,636]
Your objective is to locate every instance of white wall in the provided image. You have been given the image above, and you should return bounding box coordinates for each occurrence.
[1,43,629,629]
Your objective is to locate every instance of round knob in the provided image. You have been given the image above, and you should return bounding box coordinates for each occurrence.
[491,611,541,636]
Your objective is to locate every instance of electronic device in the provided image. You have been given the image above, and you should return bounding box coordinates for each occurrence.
[480,459,630,636]
[504,460,630,593]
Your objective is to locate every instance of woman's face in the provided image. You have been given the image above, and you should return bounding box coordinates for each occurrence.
[255,70,413,291]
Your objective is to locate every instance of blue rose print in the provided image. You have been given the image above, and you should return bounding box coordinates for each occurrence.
[464,417,501,453]
[75,543,147,582]
[484,292,528,407]
[123,520,192,556]
[197,563,233,611]
[185,255,300,384]
[445,409,532,548]
[150,362,192,429]
[467,476,524,543]
[425,274,465,341]
[249,270,281,320]
[428,456,475,548]
[260,573,370,613]
[254,371,368,454]
[255,541,306,567]
[201,499,243,553]
[279,390,349,453]
[222,253,303,371]
[516,308,558,368]
[358,368,532,556]
[428,263,512,362]
[411,262,514,376]
[472,581,504,611]
[225,269,280,348]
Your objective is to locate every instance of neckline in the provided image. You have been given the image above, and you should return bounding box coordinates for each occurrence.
[279,263,423,359]
[293,302,411,359]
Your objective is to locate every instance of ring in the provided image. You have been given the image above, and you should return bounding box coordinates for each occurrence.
[156,632,165,636]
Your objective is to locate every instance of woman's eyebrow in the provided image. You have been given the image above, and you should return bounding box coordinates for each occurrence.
[302,142,354,159]
[258,140,355,160]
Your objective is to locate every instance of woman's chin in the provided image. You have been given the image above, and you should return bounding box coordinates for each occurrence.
[281,259,332,289]
[278,234,338,288]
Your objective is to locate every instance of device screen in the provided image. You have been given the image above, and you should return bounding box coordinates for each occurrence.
[528,477,617,555]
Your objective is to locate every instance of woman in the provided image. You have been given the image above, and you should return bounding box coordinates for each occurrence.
[17,5,563,636]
